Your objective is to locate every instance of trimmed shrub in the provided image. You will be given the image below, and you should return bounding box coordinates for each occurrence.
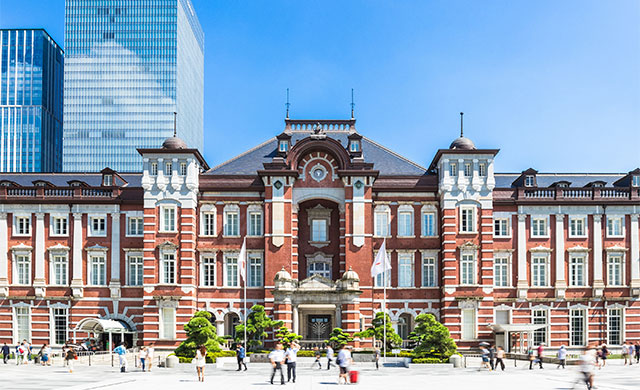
[412,357,447,364]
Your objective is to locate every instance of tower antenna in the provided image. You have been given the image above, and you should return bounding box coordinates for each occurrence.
[459,112,464,137]
[173,112,177,137]
[351,88,355,119]
[285,88,290,119]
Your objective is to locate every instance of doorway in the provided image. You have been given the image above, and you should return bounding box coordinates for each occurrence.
[306,315,332,340]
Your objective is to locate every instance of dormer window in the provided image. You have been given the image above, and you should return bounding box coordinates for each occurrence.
[70,182,81,187]
[633,175,640,187]
[279,140,289,153]
[150,162,158,176]
[103,175,113,186]
[524,175,535,187]
[557,183,568,188]
[349,139,360,152]
[35,182,46,187]
[592,183,604,188]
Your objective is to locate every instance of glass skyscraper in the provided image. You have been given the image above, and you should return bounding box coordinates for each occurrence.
[63,0,204,172]
[0,29,64,172]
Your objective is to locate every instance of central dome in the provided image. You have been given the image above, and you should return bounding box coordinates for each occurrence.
[449,136,476,150]
[162,136,187,150]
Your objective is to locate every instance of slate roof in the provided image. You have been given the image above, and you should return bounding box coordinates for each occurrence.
[0,172,142,187]
[206,130,427,176]
[494,173,626,188]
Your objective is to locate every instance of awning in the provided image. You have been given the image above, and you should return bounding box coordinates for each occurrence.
[75,318,133,333]
[487,323,547,333]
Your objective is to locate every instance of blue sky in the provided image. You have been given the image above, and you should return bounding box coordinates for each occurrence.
[2,0,639,173]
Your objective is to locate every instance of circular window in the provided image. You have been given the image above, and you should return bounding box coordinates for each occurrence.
[310,164,327,182]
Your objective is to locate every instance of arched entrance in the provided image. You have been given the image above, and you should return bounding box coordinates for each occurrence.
[397,313,413,341]
[224,312,240,338]
[73,318,136,351]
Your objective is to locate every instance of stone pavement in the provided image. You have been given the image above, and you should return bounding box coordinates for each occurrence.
[1,357,639,390]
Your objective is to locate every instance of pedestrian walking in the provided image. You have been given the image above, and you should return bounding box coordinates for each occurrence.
[313,346,322,369]
[65,347,77,373]
[326,345,335,369]
[337,344,353,384]
[40,344,51,366]
[527,347,535,370]
[480,346,490,370]
[236,343,247,371]
[146,343,154,371]
[556,345,567,369]
[576,346,596,390]
[489,345,496,371]
[621,342,630,365]
[374,347,381,370]
[268,343,285,385]
[1,343,9,364]
[61,345,68,367]
[285,341,299,383]
[536,343,544,369]
[23,340,31,364]
[114,342,127,372]
[599,344,608,368]
[139,346,147,371]
[495,346,506,371]
[635,342,640,364]
[16,342,25,365]
[627,341,634,365]
[194,345,206,382]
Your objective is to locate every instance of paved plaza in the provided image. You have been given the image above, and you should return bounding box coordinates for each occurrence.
[1,358,639,390]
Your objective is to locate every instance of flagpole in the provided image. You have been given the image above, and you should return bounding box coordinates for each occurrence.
[243,274,247,353]
[383,267,387,363]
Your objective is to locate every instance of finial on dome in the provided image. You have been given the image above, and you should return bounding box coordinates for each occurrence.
[351,88,355,119]
[173,112,177,137]
[285,89,290,119]
[460,112,464,137]
[449,112,476,150]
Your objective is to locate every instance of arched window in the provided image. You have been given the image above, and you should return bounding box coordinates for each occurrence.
[225,312,240,338]
[397,313,413,340]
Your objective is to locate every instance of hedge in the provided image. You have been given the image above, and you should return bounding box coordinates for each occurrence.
[412,357,447,364]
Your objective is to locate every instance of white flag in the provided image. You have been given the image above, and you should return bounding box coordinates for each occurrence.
[371,238,391,277]
[238,237,247,282]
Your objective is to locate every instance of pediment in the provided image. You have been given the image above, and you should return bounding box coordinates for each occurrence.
[297,274,336,291]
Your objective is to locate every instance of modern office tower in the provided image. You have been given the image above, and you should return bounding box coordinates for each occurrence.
[63,0,204,172]
[0,29,64,172]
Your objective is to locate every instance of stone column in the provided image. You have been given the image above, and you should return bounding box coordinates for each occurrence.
[215,320,225,337]
[592,215,604,296]
[33,213,46,297]
[630,214,640,296]
[292,305,299,335]
[335,304,342,329]
[70,213,84,297]
[516,214,528,298]
[109,212,121,299]
[0,213,8,296]
[555,214,567,298]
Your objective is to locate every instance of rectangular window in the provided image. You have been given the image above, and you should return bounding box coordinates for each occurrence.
[460,208,475,233]
[570,217,586,237]
[180,162,187,176]
[52,255,68,286]
[224,211,239,236]
[494,218,509,237]
[161,207,177,232]
[311,219,327,242]
[52,216,68,236]
[464,163,472,177]
[524,175,535,187]
[103,175,113,186]
[375,211,389,236]
[422,212,435,237]
[532,310,547,346]
[478,163,487,177]
[202,256,216,287]
[225,256,238,287]
[633,176,640,187]
[248,255,263,287]
[16,255,30,285]
[150,162,158,176]
[495,310,510,325]
[53,308,68,345]
[90,216,106,236]
[460,254,475,285]
[160,307,175,339]
[127,256,144,286]
[279,140,288,152]
[248,212,263,236]
[202,212,216,236]
[15,307,30,342]
[127,217,143,236]
[449,162,457,177]
[532,256,547,287]
[162,253,176,284]
[570,309,586,346]
[461,308,476,340]
[531,217,548,237]
[607,308,622,346]
[398,253,414,287]
[90,255,106,286]
[607,217,623,237]
[421,257,436,287]
[15,216,30,235]
[607,255,623,286]
[494,257,509,287]
[398,211,413,237]
[165,162,173,175]
[570,256,586,287]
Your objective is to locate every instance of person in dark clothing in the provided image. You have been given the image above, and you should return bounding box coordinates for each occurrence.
[489,345,496,371]
[236,344,247,371]
[1,343,9,364]
[635,342,640,364]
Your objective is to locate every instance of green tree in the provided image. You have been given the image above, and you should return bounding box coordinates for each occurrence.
[235,305,283,350]
[275,326,302,348]
[174,311,223,358]
[355,312,402,350]
[408,313,457,358]
[325,327,353,348]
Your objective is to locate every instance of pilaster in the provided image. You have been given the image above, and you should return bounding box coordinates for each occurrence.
[554,214,566,298]
[592,214,605,297]
[109,212,121,299]
[70,213,84,297]
[0,213,8,296]
[33,212,46,297]
[630,214,640,296]
[516,213,528,298]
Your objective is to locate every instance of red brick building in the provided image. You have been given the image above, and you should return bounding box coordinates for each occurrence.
[1,118,639,352]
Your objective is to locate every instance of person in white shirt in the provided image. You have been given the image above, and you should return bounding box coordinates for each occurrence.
[269,343,285,385]
[326,345,335,369]
[194,345,207,382]
[146,343,154,372]
[337,344,353,384]
[285,342,299,383]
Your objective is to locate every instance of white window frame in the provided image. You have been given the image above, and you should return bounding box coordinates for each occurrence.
[420,206,437,237]
[12,250,32,286]
[278,140,288,152]
[421,254,437,288]
[165,161,173,176]
[160,251,177,285]
[374,205,391,237]
[397,205,414,237]
[464,162,472,177]
[524,175,535,187]
[531,216,549,238]
[248,252,264,287]
[159,205,177,233]
[570,308,587,346]
[461,308,477,341]
[493,255,510,287]
[532,309,548,346]
[224,253,239,287]
[49,249,69,286]
[13,215,31,236]
[397,251,414,288]
[150,162,158,176]
[569,254,587,287]
[569,216,587,238]
[459,206,476,233]
[50,215,69,237]
[126,215,144,237]
[449,162,457,177]
[200,253,217,287]
[180,162,187,176]
[247,205,263,237]
[88,215,107,237]
[88,252,107,286]
[223,204,240,237]
[126,253,144,286]
[13,304,31,344]
[478,162,487,177]
[159,305,177,340]
[632,175,640,187]
[607,307,624,346]
[460,252,476,285]
[200,204,217,237]
[606,252,625,287]
[531,254,549,287]
[310,218,328,243]
[606,216,624,238]
[493,218,510,238]
[51,306,69,346]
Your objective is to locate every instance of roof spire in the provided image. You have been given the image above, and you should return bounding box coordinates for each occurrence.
[173,111,177,137]
[350,88,355,119]
[459,112,464,137]
[285,88,290,119]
